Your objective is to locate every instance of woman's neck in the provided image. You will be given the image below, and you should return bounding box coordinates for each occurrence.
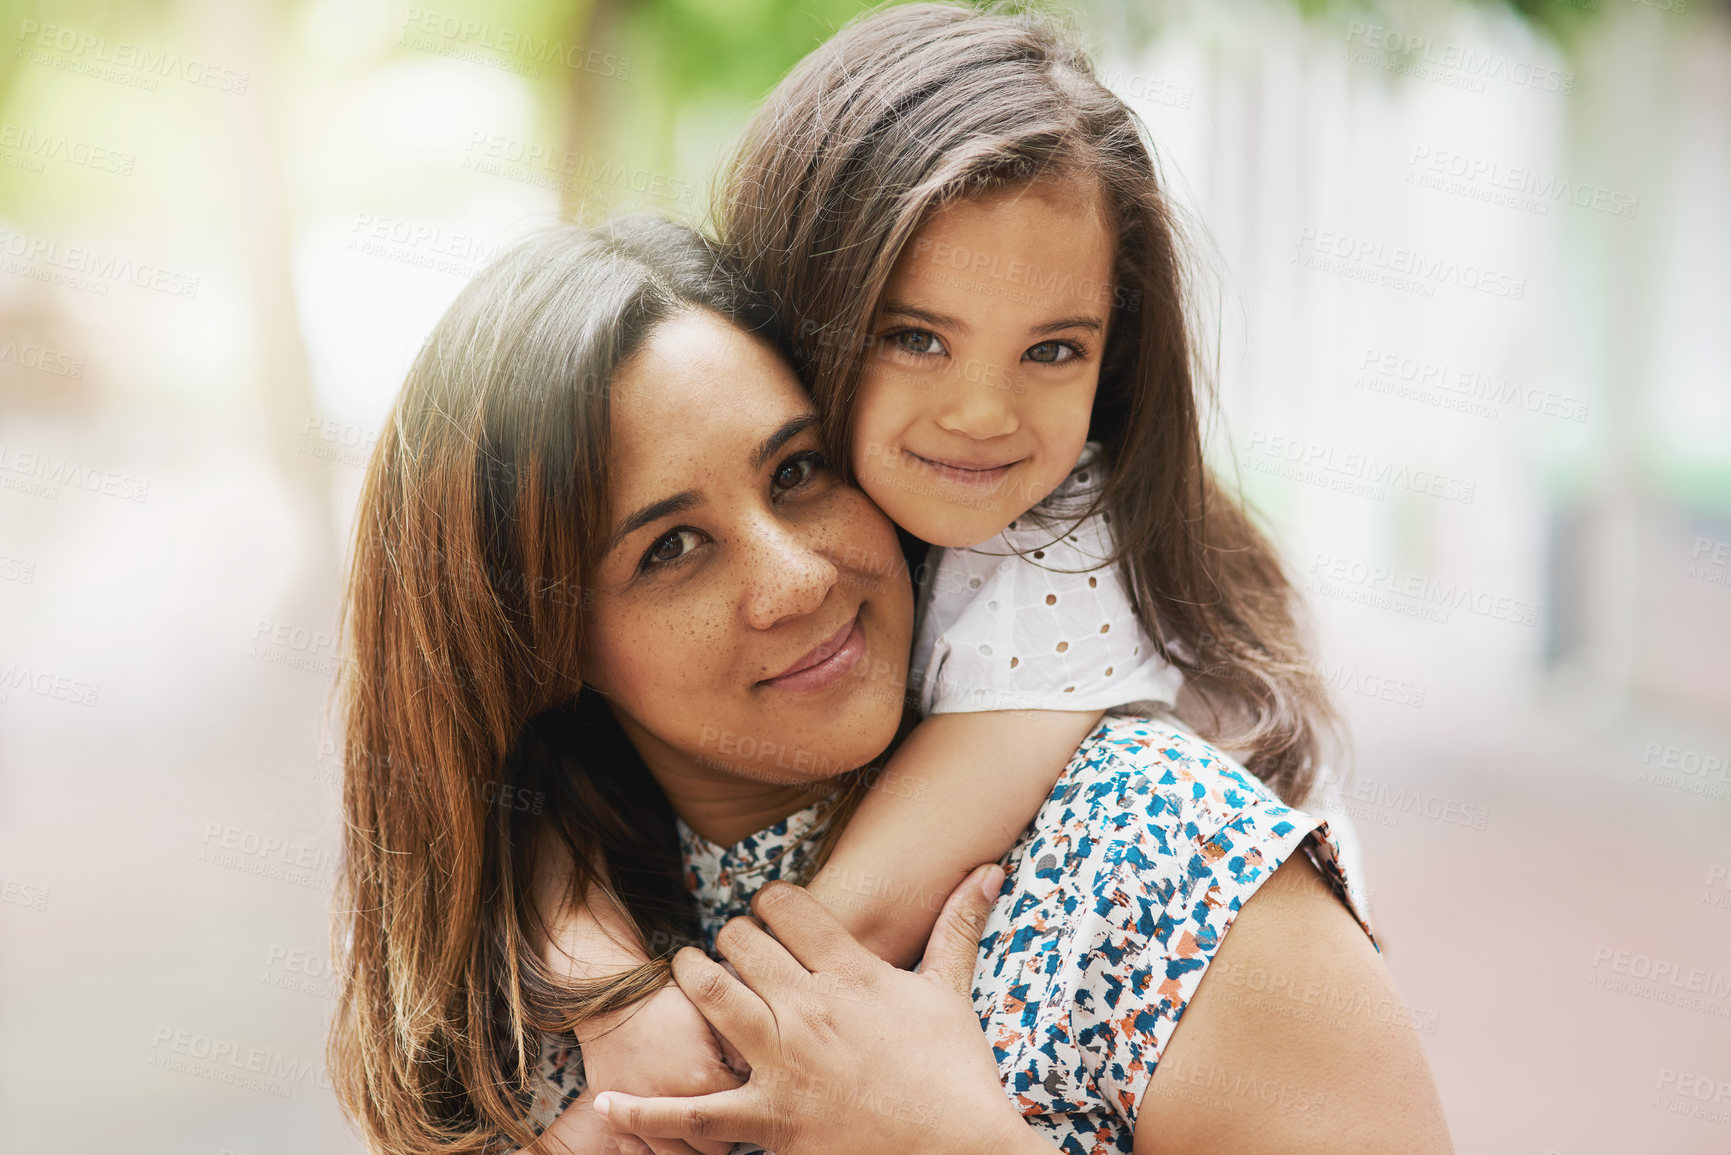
[656,771,831,848]
[615,714,837,847]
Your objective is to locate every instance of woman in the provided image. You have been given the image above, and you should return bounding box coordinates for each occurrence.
[328,216,1450,1155]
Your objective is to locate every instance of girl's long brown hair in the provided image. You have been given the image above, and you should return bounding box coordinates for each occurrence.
[716,1,1336,800]
[328,216,878,1153]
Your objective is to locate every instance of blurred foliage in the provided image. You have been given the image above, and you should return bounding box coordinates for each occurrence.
[0,0,171,123]
[0,0,1612,155]
[619,0,872,101]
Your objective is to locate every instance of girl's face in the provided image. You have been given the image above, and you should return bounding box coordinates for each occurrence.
[581,309,914,839]
[851,177,1115,548]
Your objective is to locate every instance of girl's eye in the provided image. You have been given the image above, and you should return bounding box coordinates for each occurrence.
[772,450,827,493]
[640,527,705,572]
[1025,340,1081,365]
[890,329,947,357]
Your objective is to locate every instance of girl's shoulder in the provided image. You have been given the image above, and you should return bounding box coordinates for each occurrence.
[910,445,1180,718]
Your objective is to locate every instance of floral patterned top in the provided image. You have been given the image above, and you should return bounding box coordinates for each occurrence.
[528,715,1374,1154]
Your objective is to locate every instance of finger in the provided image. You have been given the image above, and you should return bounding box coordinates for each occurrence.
[641,1137,702,1155]
[712,912,820,999]
[714,1025,751,1081]
[746,879,880,983]
[596,1089,762,1149]
[668,947,775,1062]
[918,862,1003,995]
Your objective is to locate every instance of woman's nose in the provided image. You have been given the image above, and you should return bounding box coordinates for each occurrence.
[741,517,838,631]
[933,364,1019,440]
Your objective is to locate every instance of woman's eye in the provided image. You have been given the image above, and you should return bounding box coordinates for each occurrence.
[640,527,704,571]
[772,451,827,493]
[891,329,946,356]
[1025,340,1080,364]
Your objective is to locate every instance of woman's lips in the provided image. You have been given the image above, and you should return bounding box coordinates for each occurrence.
[905,449,1019,488]
[759,613,866,693]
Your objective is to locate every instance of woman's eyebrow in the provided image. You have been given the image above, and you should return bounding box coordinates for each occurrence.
[603,415,816,556]
[751,413,818,470]
[605,491,702,555]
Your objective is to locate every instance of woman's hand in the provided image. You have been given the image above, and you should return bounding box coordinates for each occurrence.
[593,863,1052,1155]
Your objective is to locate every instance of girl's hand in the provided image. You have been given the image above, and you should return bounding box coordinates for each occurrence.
[532,1086,624,1154]
[593,864,1046,1155]
[575,983,744,1155]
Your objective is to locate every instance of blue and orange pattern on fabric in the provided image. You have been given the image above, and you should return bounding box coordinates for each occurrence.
[528,716,1373,1154]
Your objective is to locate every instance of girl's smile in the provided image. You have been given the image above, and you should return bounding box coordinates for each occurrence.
[902,449,1024,487]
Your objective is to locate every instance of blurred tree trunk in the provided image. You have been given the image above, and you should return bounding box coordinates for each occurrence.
[560,0,626,222]
[1551,5,1671,709]
[197,0,337,616]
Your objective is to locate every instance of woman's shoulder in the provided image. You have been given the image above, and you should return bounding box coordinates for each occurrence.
[1050,715,1372,944]
[1054,715,1304,848]
[974,714,1371,1134]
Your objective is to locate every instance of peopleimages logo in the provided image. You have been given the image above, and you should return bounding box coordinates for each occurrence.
[399,9,630,79]
[0,121,136,175]
[0,227,200,299]
[1294,227,1526,300]
[1307,552,1541,627]
[1353,347,1590,424]
[15,19,251,94]
[1635,740,1731,803]
[1406,145,1639,220]
[1343,21,1574,95]
[1590,946,1731,1004]
[1247,430,1478,504]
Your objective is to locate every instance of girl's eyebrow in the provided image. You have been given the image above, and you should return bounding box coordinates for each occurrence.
[882,300,1103,339]
[1030,315,1104,336]
[880,302,972,335]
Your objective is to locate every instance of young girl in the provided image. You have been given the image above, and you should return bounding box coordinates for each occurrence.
[551,3,1340,1144]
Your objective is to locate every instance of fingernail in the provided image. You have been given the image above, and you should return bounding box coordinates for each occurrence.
[979,864,1004,901]
[593,1092,612,1119]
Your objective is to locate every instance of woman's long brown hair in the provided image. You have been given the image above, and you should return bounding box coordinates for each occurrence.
[715,2,1337,800]
[327,216,880,1153]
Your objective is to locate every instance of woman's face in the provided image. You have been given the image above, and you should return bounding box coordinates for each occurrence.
[581,309,914,832]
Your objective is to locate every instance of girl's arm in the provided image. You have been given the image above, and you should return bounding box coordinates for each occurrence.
[534,841,652,986]
[534,847,742,1155]
[804,708,1103,968]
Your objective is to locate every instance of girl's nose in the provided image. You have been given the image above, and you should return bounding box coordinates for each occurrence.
[933,365,1019,440]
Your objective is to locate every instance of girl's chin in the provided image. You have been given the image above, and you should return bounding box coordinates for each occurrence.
[908,512,1013,550]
